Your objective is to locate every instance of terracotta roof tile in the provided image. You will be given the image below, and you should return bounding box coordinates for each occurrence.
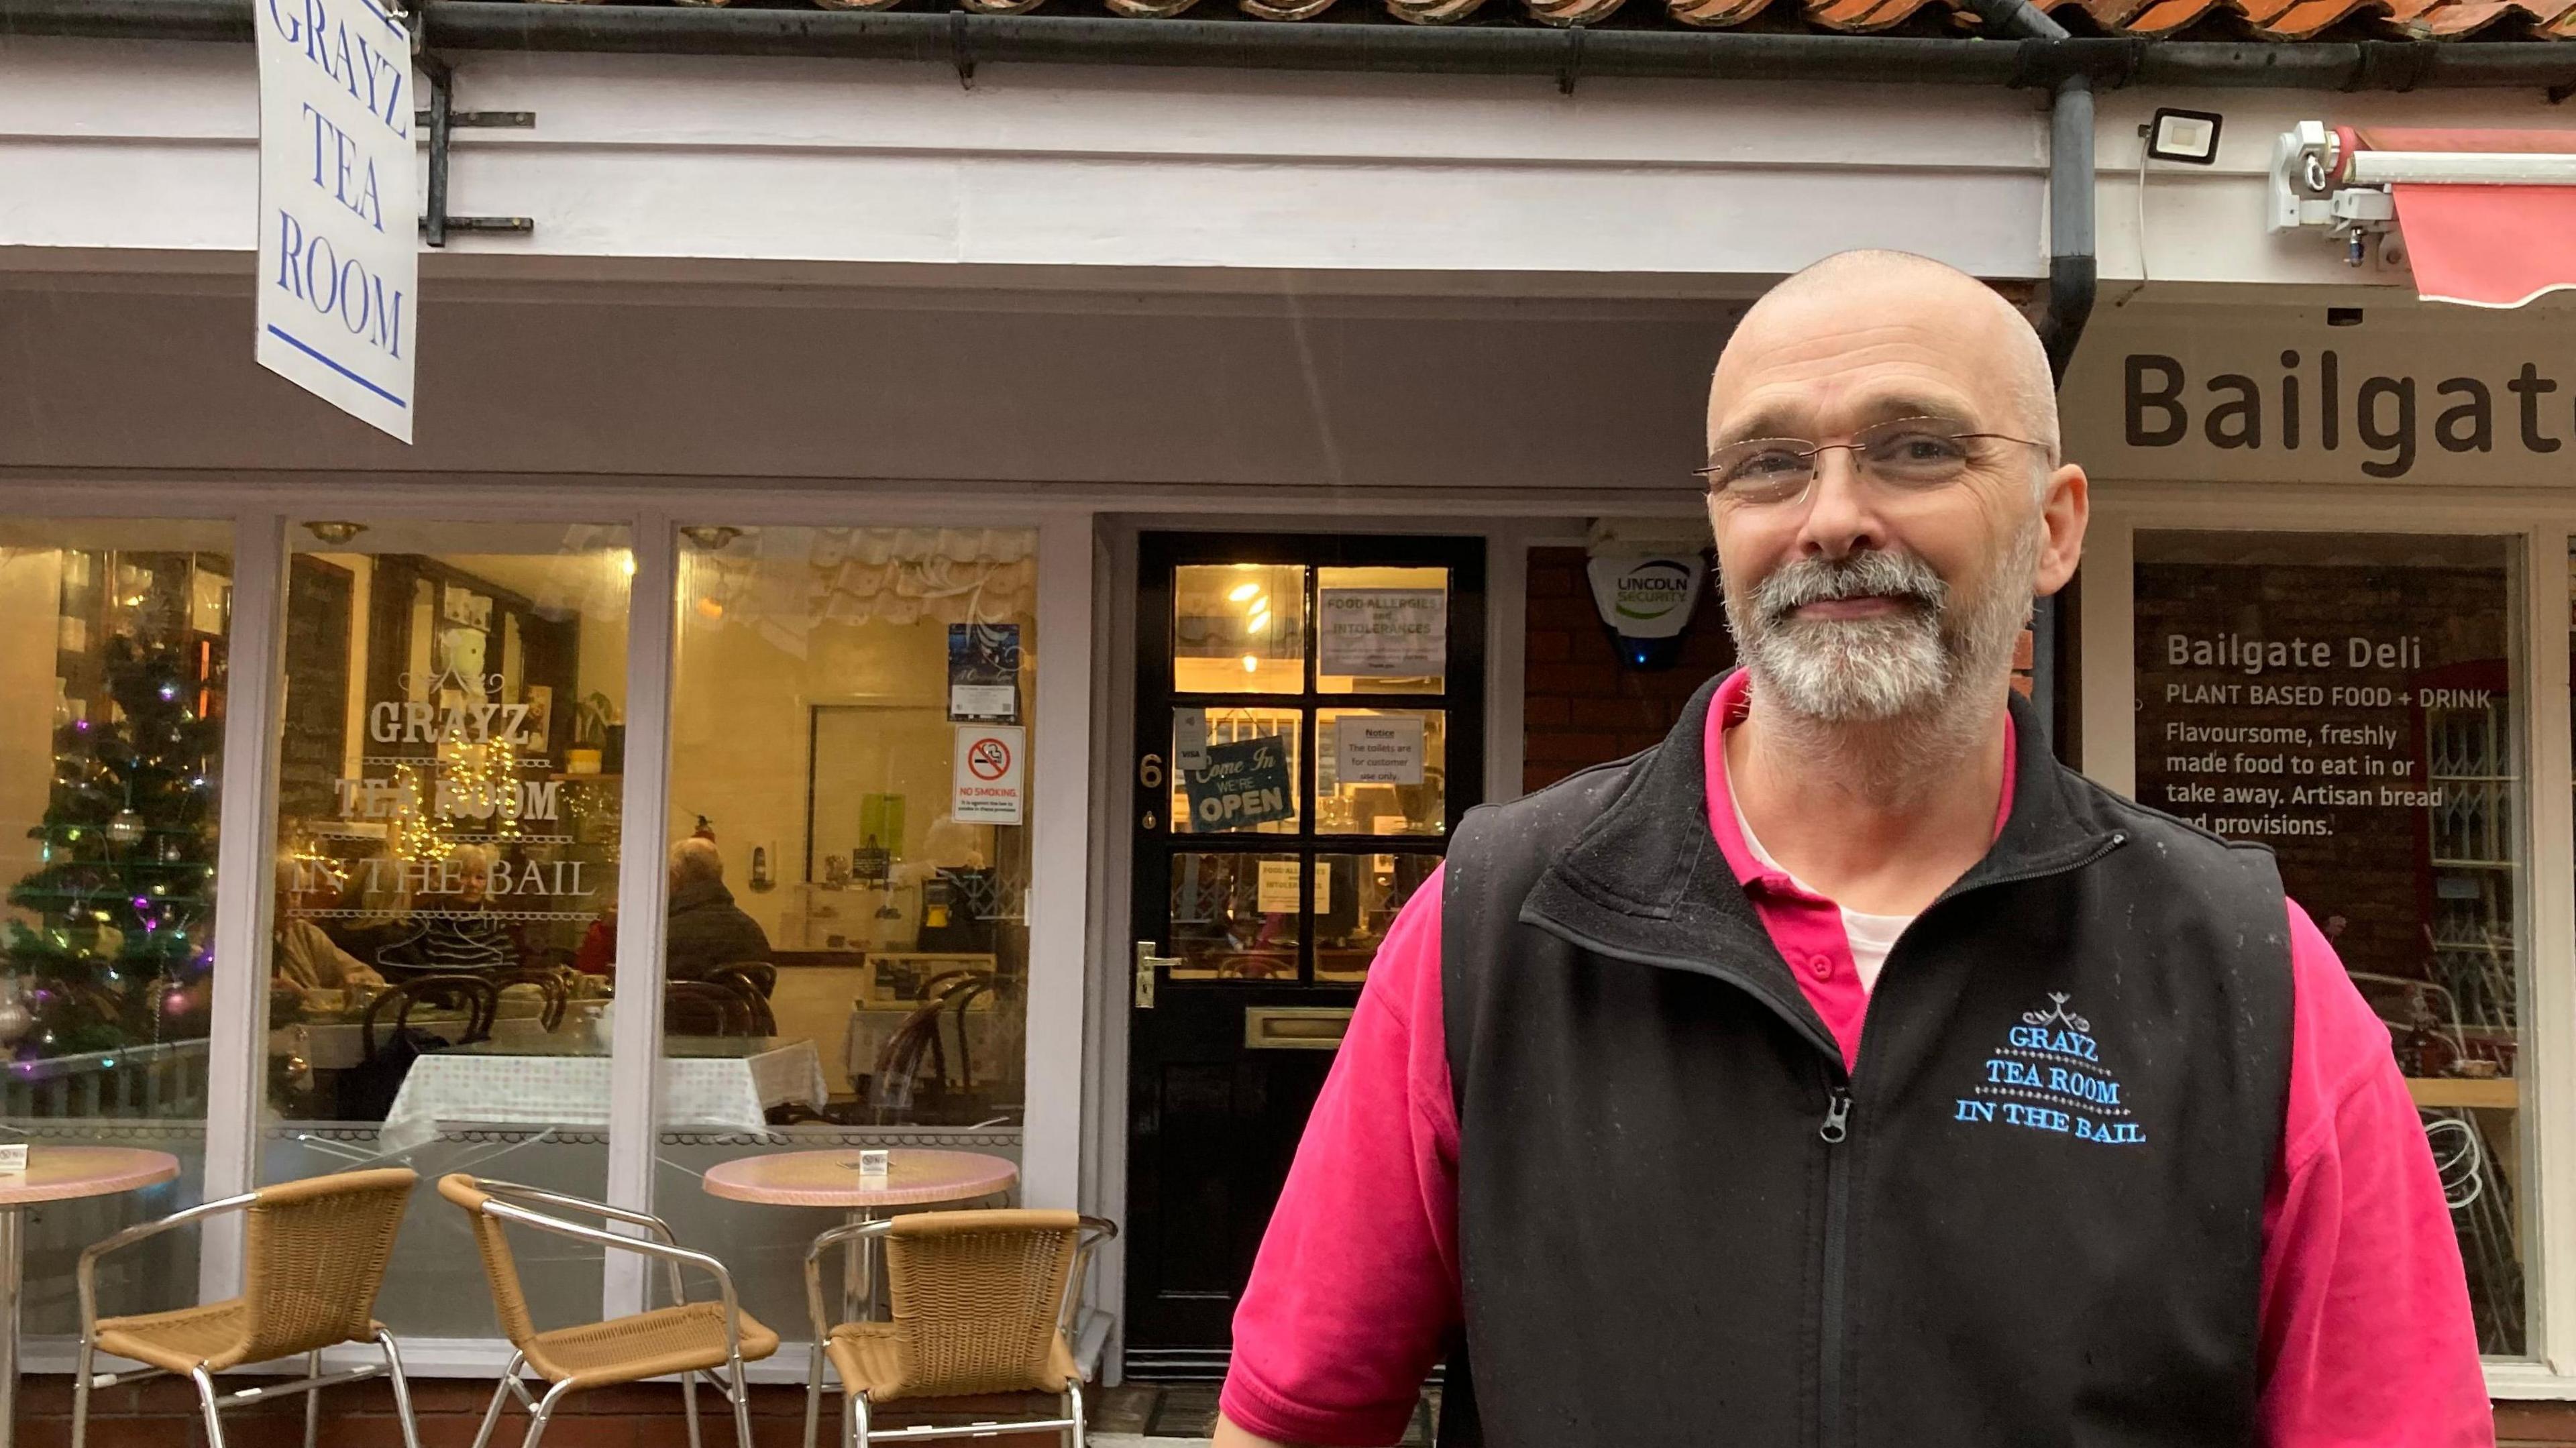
[533,0,2576,36]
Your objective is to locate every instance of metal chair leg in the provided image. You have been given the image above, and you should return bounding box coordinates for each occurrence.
[189,1365,229,1448]
[69,1337,95,1448]
[725,1354,755,1448]
[849,1391,872,1448]
[684,1367,704,1448]
[470,1352,525,1448]
[803,1341,825,1448]
[305,1349,325,1448]
[378,1327,425,1448]
[1067,1378,1085,1448]
[521,1380,577,1448]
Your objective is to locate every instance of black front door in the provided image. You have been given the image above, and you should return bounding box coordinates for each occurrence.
[1123,531,1484,1376]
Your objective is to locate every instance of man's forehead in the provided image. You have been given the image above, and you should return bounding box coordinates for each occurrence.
[1709,268,2035,432]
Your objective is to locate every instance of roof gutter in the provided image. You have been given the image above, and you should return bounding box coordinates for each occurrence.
[8,0,2576,95]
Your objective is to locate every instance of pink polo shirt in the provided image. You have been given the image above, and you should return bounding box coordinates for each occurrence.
[1223,670,2493,1448]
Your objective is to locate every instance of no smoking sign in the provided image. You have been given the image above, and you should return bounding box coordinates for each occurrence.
[953,724,1025,825]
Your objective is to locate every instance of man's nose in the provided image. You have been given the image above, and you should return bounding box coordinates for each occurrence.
[1794,447,1882,559]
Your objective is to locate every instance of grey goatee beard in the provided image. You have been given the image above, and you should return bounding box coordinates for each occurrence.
[1722,528,2039,728]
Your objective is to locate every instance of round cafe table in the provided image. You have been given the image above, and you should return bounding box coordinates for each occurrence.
[702,1149,1015,1448]
[0,1148,180,1448]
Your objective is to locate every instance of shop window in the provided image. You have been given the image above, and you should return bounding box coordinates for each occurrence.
[1176,564,1303,695]
[261,522,631,1337]
[657,526,1035,1333]
[2133,530,2527,1357]
[0,522,226,1330]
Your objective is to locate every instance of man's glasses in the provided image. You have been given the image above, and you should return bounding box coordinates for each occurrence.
[1697,416,2051,506]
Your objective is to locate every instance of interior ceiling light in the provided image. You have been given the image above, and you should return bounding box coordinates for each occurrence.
[680,524,744,551]
[1228,583,1261,602]
[303,521,366,545]
[1241,655,1259,673]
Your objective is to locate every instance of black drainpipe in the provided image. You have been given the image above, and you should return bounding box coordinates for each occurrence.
[1958,0,2094,386]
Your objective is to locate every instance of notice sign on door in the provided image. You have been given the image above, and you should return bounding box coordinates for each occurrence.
[952,724,1025,826]
[1183,736,1292,832]
[1318,590,1446,677]
[254,0,419,442]
[1255,859,1330,915]
[1336,714,1425,785]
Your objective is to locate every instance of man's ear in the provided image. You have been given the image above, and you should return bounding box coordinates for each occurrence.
[2033,464,2088,597]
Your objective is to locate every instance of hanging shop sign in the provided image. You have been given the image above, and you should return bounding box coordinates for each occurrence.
[951,725,1025,826]
[947,623,1021,722]
[2062,307,2576,488]
[1587,554,1708,670]
[1335,714,1425,786]
[1183,736,1292,832]
[1318,590,1446,677]
[254,0,419,443]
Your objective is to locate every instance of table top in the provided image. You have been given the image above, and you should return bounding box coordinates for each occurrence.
[700,1148,1018,1208]
[0,1147,179,1207]
[446,1035,796,1060]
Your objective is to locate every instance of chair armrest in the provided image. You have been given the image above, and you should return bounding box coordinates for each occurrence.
[802,1219,894,1341]
[482,1201,751,1355]
[474,1178,680,1244]
[1061,1218,1120,1348]
[76,1192,259,1335]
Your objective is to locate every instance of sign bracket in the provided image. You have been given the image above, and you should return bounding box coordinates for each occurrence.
[404,13,535,248]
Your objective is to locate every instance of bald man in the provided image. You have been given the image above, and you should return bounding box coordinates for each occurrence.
[665,837,772,981]
[1214,253,2490,1448]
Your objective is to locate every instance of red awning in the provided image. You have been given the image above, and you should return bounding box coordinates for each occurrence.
[2341,126,2576,310]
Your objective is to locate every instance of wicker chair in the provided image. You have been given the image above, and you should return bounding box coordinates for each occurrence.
[437,1174,780,1448]
[801,1209,1116,1448]
[72,1167,423,1448]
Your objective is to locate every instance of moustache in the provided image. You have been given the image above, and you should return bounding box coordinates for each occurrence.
[1754,551,1947,624]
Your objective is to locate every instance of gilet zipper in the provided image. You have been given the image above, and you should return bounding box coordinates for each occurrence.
[1525,828,2129,1448]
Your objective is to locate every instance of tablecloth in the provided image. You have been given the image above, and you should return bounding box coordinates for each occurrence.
[378,1040,830,1152]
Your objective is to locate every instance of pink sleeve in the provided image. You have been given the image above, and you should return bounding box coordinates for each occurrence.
[1221,871,1460,1447]
[2259,899,2493,1448]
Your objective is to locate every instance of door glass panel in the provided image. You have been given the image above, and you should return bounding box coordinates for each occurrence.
[1168,853,1300,981]
[1171,708,1301,835]
[1176,565,1305,695]
[2133,529,2526,1358]
[0,520,227,1332]
[1318,566,1447,695]
[1313,853,1440,983]
[1318,709,1446,837]
[263,521,629,1338]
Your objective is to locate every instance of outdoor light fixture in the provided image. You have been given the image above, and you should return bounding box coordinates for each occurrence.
[2147,109,2224,166]
[303,520,366,545]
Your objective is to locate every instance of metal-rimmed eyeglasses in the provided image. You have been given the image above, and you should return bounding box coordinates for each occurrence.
[1697,416,2052,506]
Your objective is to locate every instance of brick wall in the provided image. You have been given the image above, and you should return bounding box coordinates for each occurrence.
[1521,548,1739,796]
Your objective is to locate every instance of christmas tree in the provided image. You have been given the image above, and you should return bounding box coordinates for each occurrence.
[5,634,222,1056]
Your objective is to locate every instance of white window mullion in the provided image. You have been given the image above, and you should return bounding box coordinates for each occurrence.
[2075,514,2137,795]
[199,512,290,1305]
[1021,510,1095,1211]
[603,510,678,1321]
[2518,526,2574,1378]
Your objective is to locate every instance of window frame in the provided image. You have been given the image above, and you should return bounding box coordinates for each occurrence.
[0,489,1093,1369]
[2083,484,2576,1392]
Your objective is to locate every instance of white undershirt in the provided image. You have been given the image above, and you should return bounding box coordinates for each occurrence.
[1733,796,1915,993]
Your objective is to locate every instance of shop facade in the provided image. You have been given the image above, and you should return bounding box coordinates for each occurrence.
[9,3,2576,1428]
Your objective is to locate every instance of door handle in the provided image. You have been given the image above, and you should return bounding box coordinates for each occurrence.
[1135,940,1180,1009]
[1244,1006,1354,1050]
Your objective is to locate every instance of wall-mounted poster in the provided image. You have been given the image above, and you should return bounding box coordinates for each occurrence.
[1318,589,1444,677]
[948,622,1021,721]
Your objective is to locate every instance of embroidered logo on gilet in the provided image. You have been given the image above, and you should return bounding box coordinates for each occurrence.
[1951,993,2148,1146]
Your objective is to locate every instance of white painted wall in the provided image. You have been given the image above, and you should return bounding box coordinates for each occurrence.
[2090,87,2576,295]
[0,36,2046,278]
